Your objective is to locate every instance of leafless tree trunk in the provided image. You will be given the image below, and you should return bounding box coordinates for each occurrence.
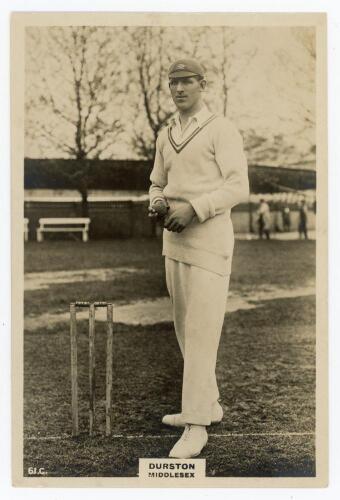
[271,28,316,164]
[206,27,257,117]
[127,27,175,160]
[26,26,123,214]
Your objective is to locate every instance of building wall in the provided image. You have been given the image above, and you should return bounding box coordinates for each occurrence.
[24,199,315,241]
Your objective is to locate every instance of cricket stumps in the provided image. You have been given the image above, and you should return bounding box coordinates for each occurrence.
[70,301,114,437]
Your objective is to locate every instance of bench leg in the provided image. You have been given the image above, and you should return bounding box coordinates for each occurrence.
[37,230,43,242]
[82,230,88,242]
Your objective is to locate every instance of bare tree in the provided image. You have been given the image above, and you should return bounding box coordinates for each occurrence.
[237,27,316,167]
[205,27,257,116]
[125,27,175,160]
[219,27,237,116]
[127,26,210,160]
[26,26,124,214]
[273,28,316,148]
[242,126,314,167]
[290,27,316,137]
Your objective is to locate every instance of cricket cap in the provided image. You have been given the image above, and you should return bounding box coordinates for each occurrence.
[168,59,205,79]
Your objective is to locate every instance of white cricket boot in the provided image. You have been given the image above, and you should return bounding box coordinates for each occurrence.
[169,424,208,459]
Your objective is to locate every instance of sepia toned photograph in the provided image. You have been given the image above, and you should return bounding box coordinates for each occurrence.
[11,12,327,487]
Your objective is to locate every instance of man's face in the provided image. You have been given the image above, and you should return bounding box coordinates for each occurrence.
[169,76,206,112]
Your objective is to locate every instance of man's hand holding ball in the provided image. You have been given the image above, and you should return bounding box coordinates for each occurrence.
[148,199,169,220]
[164,203,196,233]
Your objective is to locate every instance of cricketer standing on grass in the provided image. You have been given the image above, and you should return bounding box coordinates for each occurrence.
[149,59,249,459]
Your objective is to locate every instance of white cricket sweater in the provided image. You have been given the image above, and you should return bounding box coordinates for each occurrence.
[149,109,249,276]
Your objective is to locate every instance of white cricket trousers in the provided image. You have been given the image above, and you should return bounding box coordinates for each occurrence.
[165,257,230,426]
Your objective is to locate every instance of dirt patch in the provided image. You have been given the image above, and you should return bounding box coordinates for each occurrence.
[24,285,315,332]
[25,267,144,291]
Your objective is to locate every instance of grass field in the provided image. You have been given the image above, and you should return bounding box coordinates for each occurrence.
[23,238,316,478]
[24,238,315,315]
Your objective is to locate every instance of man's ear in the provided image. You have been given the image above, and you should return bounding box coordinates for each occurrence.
[200,79,207,91]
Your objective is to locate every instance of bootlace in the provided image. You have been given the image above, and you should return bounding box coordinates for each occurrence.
[183,425,191,441]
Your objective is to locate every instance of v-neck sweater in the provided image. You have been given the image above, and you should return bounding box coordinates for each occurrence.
[149,114,249,276]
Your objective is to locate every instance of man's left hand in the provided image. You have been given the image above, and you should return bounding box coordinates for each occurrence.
[164,204,196,233]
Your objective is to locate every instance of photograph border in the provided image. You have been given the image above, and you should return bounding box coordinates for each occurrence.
[11,10,328,488]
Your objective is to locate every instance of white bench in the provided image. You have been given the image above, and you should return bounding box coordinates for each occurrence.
[36,218,90,242]
[24,218,29,242]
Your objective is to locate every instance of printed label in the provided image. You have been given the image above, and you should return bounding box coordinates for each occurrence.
[139,458,206,481]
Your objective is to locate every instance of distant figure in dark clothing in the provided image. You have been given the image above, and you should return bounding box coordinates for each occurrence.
[298,200,308,239]
[282,206,291,232]
[257,199,271,239]
[313,199,317,214]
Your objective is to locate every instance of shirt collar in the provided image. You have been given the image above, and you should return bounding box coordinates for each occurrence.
[170,105,213,128]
